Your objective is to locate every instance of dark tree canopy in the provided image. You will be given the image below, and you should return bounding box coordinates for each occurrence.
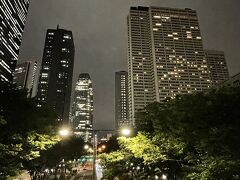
[0,81,59,179]
[100,87,240,180]
[135,87,240,179]
[136,87,240,158]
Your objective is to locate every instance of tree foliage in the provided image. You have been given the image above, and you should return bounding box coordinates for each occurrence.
[24,136,85,179]
[100,87,240,179]
[0,82,60,179]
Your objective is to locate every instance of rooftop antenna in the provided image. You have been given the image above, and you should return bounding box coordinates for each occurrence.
[57,24,59,29]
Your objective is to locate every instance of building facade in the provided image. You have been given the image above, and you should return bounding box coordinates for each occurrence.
[37,26,75,123]
[128,6,211,124]
[13,61,38,97]
[115,71,129,129]
[204,50,229,86]
[0,0,30,82]
[72,73,93,142]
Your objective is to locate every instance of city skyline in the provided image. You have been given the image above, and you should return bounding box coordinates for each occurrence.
[19,0,240,129]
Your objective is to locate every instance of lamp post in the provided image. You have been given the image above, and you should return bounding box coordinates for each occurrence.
[58,128,71,177]
[92,127,132,180]
[58,127,132,180]
[59,128,70,137]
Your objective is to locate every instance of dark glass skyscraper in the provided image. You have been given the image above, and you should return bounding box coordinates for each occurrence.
[72,73,93,142]
[0,0,30,82]
[37,26,75,123]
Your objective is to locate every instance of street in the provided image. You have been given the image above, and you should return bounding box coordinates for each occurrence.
[70,170,93,180]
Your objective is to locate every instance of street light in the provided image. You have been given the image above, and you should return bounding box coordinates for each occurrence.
[161,174,167,180]
[120,127,131,136]
[59,128,70,137]
[58,127,132,180]
[84,144,89,150]
[121,128,131,136]
[92,127,132,180]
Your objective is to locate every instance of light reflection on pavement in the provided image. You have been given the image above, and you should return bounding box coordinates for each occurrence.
[96,162,103,180]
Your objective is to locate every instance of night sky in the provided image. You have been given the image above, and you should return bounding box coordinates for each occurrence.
[19,0,240,130]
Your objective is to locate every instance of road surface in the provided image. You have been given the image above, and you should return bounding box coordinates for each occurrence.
[70,170,92,180]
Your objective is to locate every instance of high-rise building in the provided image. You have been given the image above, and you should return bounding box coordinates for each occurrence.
[72,73,93,142]
[115,71,129,129]
[37,26,75,123]
[0,0,30,82]
[13,61,38,97]
[204,50,229,85]
[128,6,211,124]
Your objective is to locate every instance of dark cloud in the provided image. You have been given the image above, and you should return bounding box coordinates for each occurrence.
[19,0,240,129]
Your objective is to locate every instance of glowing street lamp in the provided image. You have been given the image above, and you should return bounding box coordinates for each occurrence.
[161,174,167,180]
[84,144,89,150]
[59,128,70,137]
[121,128,131,136]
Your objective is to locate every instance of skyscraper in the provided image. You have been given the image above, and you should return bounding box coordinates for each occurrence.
[72,73,93,142]
[204,50,229,85]
[115,71,129,129]
[37,26,75,123]
[13,61,38,97]
[0,0,30,82]
[128,6,211,124]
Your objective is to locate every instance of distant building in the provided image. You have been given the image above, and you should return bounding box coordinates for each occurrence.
[99,133,113,144]
[204,50,229,86]
[72,73,93,142]
[37,26,75,123]
[220,72,240,87]
[127,6,211,124]
[115,71,129,128]
[13,61,38,97]
[0,0,30,82]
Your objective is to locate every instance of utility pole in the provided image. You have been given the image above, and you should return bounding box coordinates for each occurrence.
[92,131,97,180]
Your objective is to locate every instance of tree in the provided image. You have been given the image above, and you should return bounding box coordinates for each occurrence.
[0,82,60,179]
[104,135,120,153]
[24,136,85,179]
[135,87,240,179]
[100,87,240,179]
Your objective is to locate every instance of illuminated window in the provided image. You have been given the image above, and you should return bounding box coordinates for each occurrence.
[153,15,161,19]
[63,34,71,39]
[155,23,162,26]
[42,73,48,78]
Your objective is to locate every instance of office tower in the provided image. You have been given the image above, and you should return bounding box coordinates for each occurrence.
[128,6,211,124]
[204,50,229,85]
[0,0,30,82]
[115,71,129,129]
[37,26,75,123]
[72,73,93,142]
[13,61,38,97]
